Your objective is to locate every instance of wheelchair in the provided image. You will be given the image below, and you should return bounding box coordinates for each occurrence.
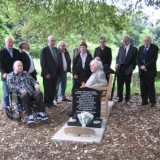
[5,92,48,125]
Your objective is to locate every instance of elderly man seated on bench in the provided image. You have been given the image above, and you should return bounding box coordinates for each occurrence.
[7,60,49,124]
[85,59,108,87]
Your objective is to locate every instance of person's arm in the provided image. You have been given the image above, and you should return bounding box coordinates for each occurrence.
[7,73,21,93]
[145,45,158,69]
[40,47,50,79]
[72,56,78,79]
[0,50,7,78]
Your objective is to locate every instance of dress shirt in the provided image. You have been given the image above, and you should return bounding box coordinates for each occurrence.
[7,48,13,57]
[124,44,130,57]
[7,71,37,95]
[23,50,35,73]
[49,45,58,66]
[61,52,67,71]
[80,52,87,69]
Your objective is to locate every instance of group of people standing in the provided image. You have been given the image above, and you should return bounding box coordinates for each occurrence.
[0,34,159,116]
[116,35,158,107]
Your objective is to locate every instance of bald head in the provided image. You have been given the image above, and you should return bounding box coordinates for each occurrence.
[5,37,13,49]
[13,61,23,73]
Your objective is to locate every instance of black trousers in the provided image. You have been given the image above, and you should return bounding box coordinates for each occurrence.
[19,90,45,116]
[117,66,132,100]
[43,77,57,105]
[140,75,156,104]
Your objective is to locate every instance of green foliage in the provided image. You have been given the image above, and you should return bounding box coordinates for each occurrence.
[0,1,129,49]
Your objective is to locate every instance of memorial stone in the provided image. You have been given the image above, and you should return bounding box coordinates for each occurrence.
[68,87,102,128]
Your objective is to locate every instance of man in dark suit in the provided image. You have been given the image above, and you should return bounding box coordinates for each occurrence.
[0,37,21,109]
[94,36,112,80]
[115,35,138,102]
[137,36,159,107]
[40,35,61,107]
[19,41,37,80]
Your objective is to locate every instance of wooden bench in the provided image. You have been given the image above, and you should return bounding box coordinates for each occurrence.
[91,75,113,118]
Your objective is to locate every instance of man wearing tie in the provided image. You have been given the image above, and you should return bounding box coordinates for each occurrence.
[40,35,61,107]
[19,41,37,80]
[115,35,138,102]
[0,37,21,110]
[137,36,159,107]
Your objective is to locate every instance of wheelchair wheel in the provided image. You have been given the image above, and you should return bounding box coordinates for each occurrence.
[5,106,13,120]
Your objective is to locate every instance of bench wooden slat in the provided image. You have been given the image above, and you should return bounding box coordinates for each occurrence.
[92,75,113,118]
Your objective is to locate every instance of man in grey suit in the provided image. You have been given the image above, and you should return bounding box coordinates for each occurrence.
[115,35,138,102]
[85,59,108,87]
[40,35,61,107]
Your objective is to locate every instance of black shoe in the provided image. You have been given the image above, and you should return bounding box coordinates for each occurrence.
[62,98,71,102]
[150,103,156,107]
[138,102,148,106]
[125,97,130,102]
[44,103,53,108]
[117,98,123,102]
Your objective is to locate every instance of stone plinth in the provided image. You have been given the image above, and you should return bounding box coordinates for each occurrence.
[64,127,95,137]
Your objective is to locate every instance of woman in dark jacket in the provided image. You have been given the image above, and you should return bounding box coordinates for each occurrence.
[72,43,93,91]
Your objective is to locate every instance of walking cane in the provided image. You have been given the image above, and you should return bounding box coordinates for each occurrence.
[110,72,117,101]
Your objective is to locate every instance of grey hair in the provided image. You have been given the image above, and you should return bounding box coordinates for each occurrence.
[144,36,151,41]
[13,60,23,68]
[57,41,66,48]
[123,35,131,40]
[90,59,103,70]
[5,37,13,43]
[48,35,55,41]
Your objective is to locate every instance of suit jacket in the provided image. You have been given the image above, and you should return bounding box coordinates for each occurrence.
[58,49,71,73]
[72,47,80,62]
[0,48,21,80]
[116,45,138,75]
[94,46,112,72]
[85,69,108,87]
[137,43,158,78]
[40,46,61,78]
[73,52,93,83]
[21,51,37,80]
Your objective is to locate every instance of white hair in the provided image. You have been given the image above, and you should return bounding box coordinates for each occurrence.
[48,35,55,41]
[13,60,23,68]
[5,37,13,43]
[90,59,103,70]
[57,41,66,48]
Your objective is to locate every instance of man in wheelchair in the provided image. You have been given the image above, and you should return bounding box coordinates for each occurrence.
[7,60,49,124]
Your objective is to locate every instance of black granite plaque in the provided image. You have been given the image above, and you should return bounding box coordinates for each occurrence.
[72,87,101,118]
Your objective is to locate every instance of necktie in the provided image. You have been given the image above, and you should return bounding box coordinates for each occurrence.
[144,46,148,56]
[51,47,58,67]
[122,47,126,64]
[8,50,13,57]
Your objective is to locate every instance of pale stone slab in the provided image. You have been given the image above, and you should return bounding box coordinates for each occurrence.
[64,127,95,137]
[51,101,114,143]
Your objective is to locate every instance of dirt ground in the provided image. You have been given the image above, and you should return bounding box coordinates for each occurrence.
[0,95,160,160]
